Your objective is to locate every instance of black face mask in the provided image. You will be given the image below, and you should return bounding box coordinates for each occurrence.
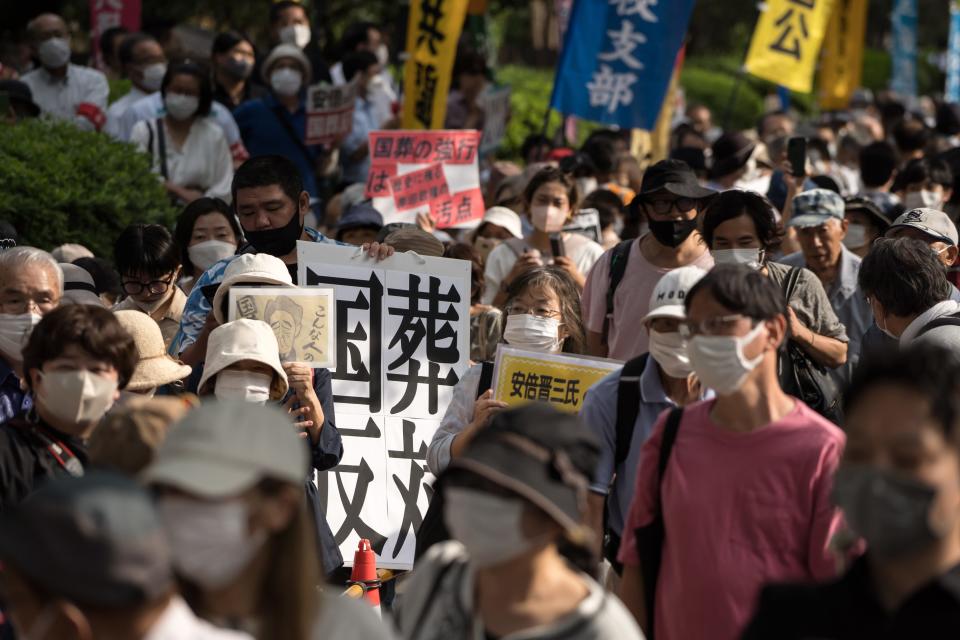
[648,218,697,248]
[244,208,303,257]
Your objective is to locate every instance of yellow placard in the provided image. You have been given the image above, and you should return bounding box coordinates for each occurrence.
[818,0,867,110]
[744,0,837,94]
[401,0,470,130]
[492,345,623,414]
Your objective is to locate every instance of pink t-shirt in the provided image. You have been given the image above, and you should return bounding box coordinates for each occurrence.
[618,398,845,640]
[581,238,714,360]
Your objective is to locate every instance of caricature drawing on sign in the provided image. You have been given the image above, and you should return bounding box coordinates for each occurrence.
[264,296,303,362]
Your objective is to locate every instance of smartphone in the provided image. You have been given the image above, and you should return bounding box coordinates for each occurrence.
[550,233,565,258]
[787,136,807,177]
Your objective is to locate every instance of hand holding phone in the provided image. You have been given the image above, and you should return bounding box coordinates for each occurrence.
[787,137,807,178]
[550,233,565,258]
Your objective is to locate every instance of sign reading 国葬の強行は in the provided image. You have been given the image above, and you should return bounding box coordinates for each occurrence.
[297,241,470,570]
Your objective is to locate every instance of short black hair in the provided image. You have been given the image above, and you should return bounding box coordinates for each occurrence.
[844,342,960,440]
[174,198,241,273]
[99,26,128,60]
[582,189,623,231]
[893,118,930,155]
[891,157,954,192]
[859,142,899,188]
[342,50,378,82]
[231,155,304,207]
[685,264,788,325]
[212,30,254,57]
[453,49,488,78]
[340,21,378,54]
[702,190,782,251]
[117,33,156,69]
[858,237,951,317]
[113,224,180,279]
[160,61,213,117]
[521,134,553,163]
[581,138,617,176]
[269,0,306,25]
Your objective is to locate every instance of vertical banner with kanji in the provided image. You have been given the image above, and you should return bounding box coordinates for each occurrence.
[818,0,868,110]
[889,0,918,97]
[402,0,471,130]
[947,2,960,103]
[364,130,484,228]
[549,0,696,130]
[90,0,141,70]
[298,242,470,570]
[744,0,837,93]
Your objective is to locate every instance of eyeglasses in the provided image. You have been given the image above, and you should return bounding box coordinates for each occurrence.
[506,304,562,320]
[647,197,697,215]
[678,314,754,339]
[122,276,174,296]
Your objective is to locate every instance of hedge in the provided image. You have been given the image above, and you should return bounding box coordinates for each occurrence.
[0,118,176,258]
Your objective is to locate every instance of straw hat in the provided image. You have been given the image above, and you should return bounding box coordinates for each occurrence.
[211,253,294,324]
[60,263,104,307]
[114,311,192,391]
[198,319,288,400]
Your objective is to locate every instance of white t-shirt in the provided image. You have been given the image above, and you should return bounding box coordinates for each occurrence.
[104,86,147,138]
[21,64,108,126]
[131,117,233,202]
[481,234,605,305]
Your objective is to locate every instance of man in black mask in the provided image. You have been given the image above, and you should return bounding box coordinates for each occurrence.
[172,154,392,366]
[583,160,716,360]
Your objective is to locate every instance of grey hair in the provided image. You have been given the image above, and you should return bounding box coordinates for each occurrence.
[0,246,64,294]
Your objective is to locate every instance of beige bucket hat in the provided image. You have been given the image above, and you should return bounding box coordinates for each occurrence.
[114,310,192,391]
[211,253,294,324]
[198,319,288,400]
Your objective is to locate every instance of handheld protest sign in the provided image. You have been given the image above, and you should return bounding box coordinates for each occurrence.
[227,287,336,369]
[305,80,358,146]
[492,344,622,413]
[564,209,603,244]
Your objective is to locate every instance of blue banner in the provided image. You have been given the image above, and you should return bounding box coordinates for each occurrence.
[889,0,917,97]
[548,0,696,130]
[948,2,960,103]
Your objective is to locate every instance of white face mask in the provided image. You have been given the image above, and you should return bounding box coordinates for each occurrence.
[270,67,303,97]
[843,223,869,249]
[164,92,199,121]
[188,239,237,271]
[158,496,267,589]
[132,287,173,314]
[140,62,167,92]
[530,205,567,233]
[648,329,693,378]
[444,488,543,568]
[375,44,390,67]
[37,37,71,69]
[38,370,117,425]
[711,248,764,270]
[688,323,766,395]
[214,370,272,405]
[870,299,898,340]
[503,313,563,353]
[279,24,312,49]
[903,189,943,211]
[0,312,42,363]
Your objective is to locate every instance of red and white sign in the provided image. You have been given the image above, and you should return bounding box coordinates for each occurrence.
[364,130,484,228]
[90,0,141,70]
[305,81,357,146]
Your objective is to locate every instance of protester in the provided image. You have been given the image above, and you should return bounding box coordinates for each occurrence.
[780,188,872,368]
[445,49,489,131]
[335,202,384,246]
[885,207,959,273]
[0,305,136,510]
[266,0,331,85]
[173,197,242,294]
[0,79,40,123]
[0,247,62,425]
[331,21,396,127]
[21,13,108,130]
[858,141,900,216]
[893,157,955,212]
[582,266,711,576]
[706,131,758,191]
[144,402,384,639]
[470,206,524,262]
[113,224,187,349]
[211,31,262,112]
[400,404,643,640]
[114,310,192,399]
[98,25,129,79]
[482,167,604,305]
[130,61,234,204]
[583,188,626,249]
[842,195,891,258]
[72,256,123,306]
[104,33,167,138]
[445,243,502,363]
[582,160,715,360]
[428,266,584,474]
[616,265,846,640]
[743,344,960,638]
[0,471,251,639]
[59,263,104,307]
[341,50,389,186]
[50,242,93,263]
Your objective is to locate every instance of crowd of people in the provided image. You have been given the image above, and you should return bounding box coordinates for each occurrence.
[3,5,960,640]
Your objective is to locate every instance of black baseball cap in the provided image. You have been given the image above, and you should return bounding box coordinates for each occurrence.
[638,159,716,200]
[844,196,892,231]
[445,404,599,545]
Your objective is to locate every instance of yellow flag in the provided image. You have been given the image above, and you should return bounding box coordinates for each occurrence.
[744,0,836,93]
[401,0,470,130]
[818,0,867,110]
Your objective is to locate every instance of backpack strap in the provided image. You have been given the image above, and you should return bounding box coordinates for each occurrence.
[602,240,634,346]
[155,118,169,181]
[656,407,683,491]
[476,361,495,399]
[915,311,960,338]
[614,353,649,468]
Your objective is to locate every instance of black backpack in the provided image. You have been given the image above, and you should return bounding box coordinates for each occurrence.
[602,240,634,346]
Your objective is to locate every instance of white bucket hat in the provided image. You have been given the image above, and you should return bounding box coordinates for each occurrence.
[198,319,288,400]
[114,310,193,391]
[212,253,294,324]
[60,263,104,307]
[481,206,523,239]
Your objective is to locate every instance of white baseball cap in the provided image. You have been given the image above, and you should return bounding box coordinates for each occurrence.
[642,266,708,323]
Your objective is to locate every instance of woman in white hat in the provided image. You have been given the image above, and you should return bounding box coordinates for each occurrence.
[114,310,192,400]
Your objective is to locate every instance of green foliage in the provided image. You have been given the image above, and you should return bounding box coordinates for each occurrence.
[108,78,132,105]
[0,119,176,259]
